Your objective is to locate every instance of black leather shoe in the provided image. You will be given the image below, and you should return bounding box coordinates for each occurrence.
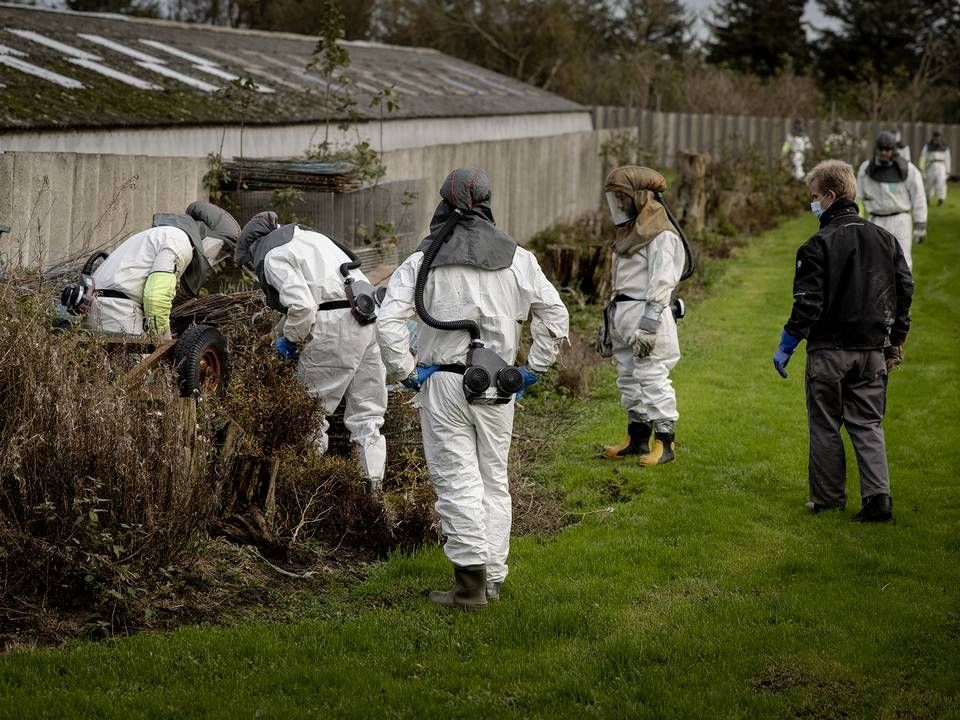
[853,494,893,522]
[805,501,844,514]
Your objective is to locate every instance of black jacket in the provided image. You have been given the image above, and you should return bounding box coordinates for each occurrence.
[785,199,913,350]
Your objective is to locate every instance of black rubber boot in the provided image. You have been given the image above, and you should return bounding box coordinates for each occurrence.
[486,580,503,602]
[601,421,651,459]
[853,493,893,522]
[639,432,675,465]
[428,564,488,610]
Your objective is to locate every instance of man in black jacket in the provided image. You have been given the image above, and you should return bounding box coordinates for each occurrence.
[773,160,914,522]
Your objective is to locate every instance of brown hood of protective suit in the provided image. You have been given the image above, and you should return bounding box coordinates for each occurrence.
[604,166,675,256]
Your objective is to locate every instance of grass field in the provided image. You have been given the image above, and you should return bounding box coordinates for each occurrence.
[2,197,958,719]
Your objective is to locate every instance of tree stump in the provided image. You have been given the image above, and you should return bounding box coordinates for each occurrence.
[675,151,709,235]
[207,418,286,559]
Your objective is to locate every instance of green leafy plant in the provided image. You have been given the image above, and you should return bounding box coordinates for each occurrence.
[271,187,304,224]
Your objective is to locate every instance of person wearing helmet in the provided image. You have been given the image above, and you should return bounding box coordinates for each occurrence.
[82,201,239,337]
[600,166,685,465]
[235,212,389,496]
[919,129,951,207]
[782,119,812,181]
[856,131,928,268]
[377,168,569,609]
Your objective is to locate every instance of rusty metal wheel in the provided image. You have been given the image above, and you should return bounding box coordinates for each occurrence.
[173,324,229,398]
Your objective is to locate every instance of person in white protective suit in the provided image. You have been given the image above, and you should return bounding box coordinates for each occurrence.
[782,119,813,181]
[235,212,388,495]
[600,166,687,465]
[857,131,928,269]
[919,129,951,206]
[377,168,569,610]
[81,202,239,337]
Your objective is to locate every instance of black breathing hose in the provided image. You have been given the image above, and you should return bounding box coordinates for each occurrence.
[654,191,697,281]
[414,208,482,343]
[331,238,362,278]
[82,251,109,275]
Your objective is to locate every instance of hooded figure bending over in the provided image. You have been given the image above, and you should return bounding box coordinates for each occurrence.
[600,166,685,465]
[377,168,569,610]
[83,202,239,338]
[235,212,388,495]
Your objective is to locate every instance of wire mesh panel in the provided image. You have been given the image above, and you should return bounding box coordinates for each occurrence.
[224,178,428,268]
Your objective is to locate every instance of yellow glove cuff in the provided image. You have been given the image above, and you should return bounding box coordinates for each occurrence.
[143,271,177,335]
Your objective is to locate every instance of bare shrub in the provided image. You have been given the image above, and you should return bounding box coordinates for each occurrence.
[0,278,218,636]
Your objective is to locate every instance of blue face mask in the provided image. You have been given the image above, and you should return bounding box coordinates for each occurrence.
[810,200,823,218]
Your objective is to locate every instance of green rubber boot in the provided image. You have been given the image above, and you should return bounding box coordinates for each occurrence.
[428,564,488,611]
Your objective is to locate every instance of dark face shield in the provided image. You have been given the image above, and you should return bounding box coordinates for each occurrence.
[606,191,637,227]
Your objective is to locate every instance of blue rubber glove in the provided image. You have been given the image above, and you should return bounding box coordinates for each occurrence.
[515,365,540,400]
[275,336,300,361]
[773,329,801,378]
[402,363,439,391]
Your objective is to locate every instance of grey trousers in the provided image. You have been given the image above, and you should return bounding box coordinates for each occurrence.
[805,349,891,507]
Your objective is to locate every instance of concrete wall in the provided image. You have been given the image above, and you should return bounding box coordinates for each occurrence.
[382,129,617,246]
[0,112,593,159]
[0,152,206,268]
[1,127,617,268]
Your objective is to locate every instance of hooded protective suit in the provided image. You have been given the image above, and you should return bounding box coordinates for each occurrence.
[237,215,388,489]
[83,202,239,336]
[602,166,685,462]
[377,168,569,586]
[919,133,951,203]
[783,122,812,181]
[856,133,927,269]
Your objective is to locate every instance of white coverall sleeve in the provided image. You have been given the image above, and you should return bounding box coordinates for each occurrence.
[376,255,419,381]
[645,232,684,308]
[947,149,953,176]
[264,255,316,344]
[908,165,928,224]
[150,230,193,277]
[516,251,569,373]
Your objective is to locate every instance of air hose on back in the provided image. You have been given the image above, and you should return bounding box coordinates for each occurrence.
[413,207,522,404]
[654,191,696,281]
[654,191,696,320]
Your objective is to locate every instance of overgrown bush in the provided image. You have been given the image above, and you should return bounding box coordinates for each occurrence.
[0,281,218,636]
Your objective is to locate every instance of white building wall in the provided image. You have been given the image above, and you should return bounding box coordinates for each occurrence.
[0,112,593,158]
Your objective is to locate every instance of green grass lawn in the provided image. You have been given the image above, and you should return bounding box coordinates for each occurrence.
[3,198,959,719]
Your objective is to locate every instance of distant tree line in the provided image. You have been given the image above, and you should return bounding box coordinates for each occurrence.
[63,0,960,123]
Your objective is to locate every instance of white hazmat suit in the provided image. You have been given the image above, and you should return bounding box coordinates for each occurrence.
[610,231,685,427]
[920,140,951,204]
[84,226,195,335]
[377,173,568,588]
[783,132,812,181]
[82,203,238,336]
[243,220,388,488]
[856,159,927,269]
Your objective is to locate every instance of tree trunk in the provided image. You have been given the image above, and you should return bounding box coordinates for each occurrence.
[674,151,709,235]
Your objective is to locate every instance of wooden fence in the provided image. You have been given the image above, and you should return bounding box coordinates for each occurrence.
[592,106,960,170]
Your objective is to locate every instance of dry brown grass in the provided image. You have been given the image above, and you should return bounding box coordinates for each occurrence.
[0,275,585,645]
[0,277,220,640]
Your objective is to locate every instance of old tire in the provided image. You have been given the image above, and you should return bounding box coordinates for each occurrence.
[174,324,229,398]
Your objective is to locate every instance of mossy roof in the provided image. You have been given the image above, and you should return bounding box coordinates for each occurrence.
[0,4,584,132]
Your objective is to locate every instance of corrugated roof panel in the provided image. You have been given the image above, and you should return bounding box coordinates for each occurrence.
[0,54,84,88]
[6,28,99,61]
[0,4,584,131]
